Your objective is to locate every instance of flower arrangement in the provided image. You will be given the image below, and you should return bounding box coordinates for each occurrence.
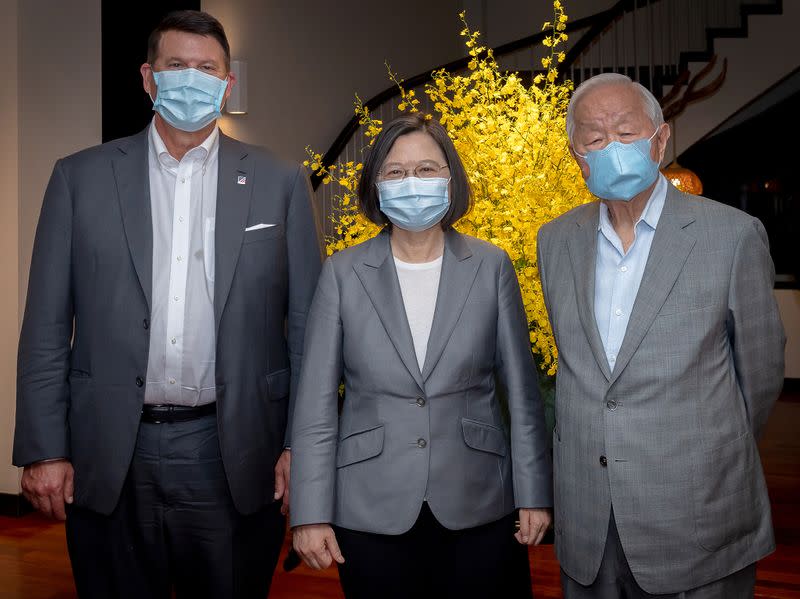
[305,0,592,383]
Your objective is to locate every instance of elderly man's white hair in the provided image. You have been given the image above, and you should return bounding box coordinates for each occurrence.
[566,73,664,144]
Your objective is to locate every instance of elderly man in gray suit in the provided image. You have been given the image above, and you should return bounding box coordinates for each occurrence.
[537,73,785,598]
[13,10,321,599]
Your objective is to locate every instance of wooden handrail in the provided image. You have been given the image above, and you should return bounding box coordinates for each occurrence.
[311,0,630,189]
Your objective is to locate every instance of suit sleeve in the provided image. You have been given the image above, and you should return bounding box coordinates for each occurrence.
[13,160,74,467]
[284,165,324,447]
[727,218,785,441]
[496,252,553,508]
[289,258,343,527]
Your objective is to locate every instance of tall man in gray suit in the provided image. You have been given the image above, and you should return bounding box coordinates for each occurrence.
[537,73,785,598]
[13,11,321,599]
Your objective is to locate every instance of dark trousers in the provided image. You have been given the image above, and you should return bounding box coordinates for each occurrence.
[334,503,533,599]
[561,510,756,599]
[65,414,286,599]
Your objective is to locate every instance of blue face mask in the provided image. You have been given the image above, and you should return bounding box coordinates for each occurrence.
[576,128,660,201]
[151,68,228,132]
[377,177,450,232]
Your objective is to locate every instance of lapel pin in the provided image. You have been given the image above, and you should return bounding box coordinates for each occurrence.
[237,175,247,185]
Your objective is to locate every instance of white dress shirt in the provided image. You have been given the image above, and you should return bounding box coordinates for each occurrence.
[144,121,219,406]
[394,255,443,370]
[594,175,667,371]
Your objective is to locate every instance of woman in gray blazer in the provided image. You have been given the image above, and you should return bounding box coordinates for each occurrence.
[290,113,552,598]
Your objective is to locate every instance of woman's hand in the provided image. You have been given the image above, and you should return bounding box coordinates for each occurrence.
[292,523,345,570]
[515,508,552,545]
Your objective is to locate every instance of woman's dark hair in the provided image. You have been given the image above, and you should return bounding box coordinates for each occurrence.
[358,113,472,229]
[148,10,231,71]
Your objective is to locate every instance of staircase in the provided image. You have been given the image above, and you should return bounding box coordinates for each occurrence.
[312,0,790,220]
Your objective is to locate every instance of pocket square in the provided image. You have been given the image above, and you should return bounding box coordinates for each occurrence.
[245,223,276,232]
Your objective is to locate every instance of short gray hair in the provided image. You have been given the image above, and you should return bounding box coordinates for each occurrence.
[566,73,664,144]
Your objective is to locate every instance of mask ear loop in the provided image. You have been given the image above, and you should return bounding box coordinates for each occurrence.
[146,68,159,105]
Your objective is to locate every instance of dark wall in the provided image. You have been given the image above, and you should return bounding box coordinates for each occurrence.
[101,0,200,142]
[680,90,800,285]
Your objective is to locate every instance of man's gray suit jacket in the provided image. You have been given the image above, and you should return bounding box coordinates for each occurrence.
[537,184,785,594]
[290,229,553,534]
[14,129,322,516]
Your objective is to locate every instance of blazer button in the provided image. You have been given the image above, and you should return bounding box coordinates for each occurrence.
[599,455,608,467]
[142,318,149,330]
[135,376,144,387]
[415,397,426,407]
[606,399,617,411]
[417,438,427,448]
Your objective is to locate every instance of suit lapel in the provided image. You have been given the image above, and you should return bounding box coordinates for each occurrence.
[214,133,253,333]
[566,203,612,380]
[112,130,153,311]
[608,186,696,386]
[421,230,481,381]
[353,230,425,391]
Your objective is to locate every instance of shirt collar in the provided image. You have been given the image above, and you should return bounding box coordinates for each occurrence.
[148,118,220,172]
[598,174,668,233]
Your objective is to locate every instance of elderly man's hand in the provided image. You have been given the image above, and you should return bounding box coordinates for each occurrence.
[21,459,74,521]
[515,508,552,545]
[293,523,345,570]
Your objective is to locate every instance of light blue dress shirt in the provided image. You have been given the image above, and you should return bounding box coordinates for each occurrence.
[594,175,667,371]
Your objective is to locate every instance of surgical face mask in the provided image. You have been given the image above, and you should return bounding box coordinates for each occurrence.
[377,177,450,232]
[575,128,660,201]
[150,68,228,132]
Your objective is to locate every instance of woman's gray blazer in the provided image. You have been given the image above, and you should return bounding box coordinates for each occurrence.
[290,228,552,534]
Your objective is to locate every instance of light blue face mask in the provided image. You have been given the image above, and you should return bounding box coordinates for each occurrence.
[151,68,228,132]
[576,128,660,201]
[377,177,450,232]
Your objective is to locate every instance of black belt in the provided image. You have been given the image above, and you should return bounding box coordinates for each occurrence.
[141,402,217,424]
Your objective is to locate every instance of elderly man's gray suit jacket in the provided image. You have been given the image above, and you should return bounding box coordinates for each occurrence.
[537,184,785,594]
[14,128,322,516]
[290,229,552,533]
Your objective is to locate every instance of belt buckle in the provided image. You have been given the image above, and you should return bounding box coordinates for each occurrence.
[159,405,176,424]
[143,404,175,424]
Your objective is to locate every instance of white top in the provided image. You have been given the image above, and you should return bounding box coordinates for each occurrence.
[394,255,443,370]
[144,121,219,406]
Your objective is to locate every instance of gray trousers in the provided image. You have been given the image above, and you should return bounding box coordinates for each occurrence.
[561,511,756,599]
[66,413,286,599]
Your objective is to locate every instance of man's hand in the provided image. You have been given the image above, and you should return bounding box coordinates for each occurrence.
[274,449,291,516]
[21,459,74,521]
[293,523,345,570]
[515,508,552,546]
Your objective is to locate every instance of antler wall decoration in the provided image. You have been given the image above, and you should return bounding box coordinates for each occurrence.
[659,55,728,194]
[661,54,728,122]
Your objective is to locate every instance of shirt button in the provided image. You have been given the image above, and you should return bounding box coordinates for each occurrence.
[174,296,179,302]
[171,337,177,345]
[609,354,616,362]
[135,376,144,387]
[415,397,426,407]
[620,266,628,272]
[599,455,608,467]
[177,256,182,262]
[181,177,186,183]
[606,400,617,411]
[615,308,623,316]
[178,216,184,223]
[417,438,427,448]
[169,378,176,385]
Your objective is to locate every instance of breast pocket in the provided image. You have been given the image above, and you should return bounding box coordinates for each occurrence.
[243,224,284,244]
